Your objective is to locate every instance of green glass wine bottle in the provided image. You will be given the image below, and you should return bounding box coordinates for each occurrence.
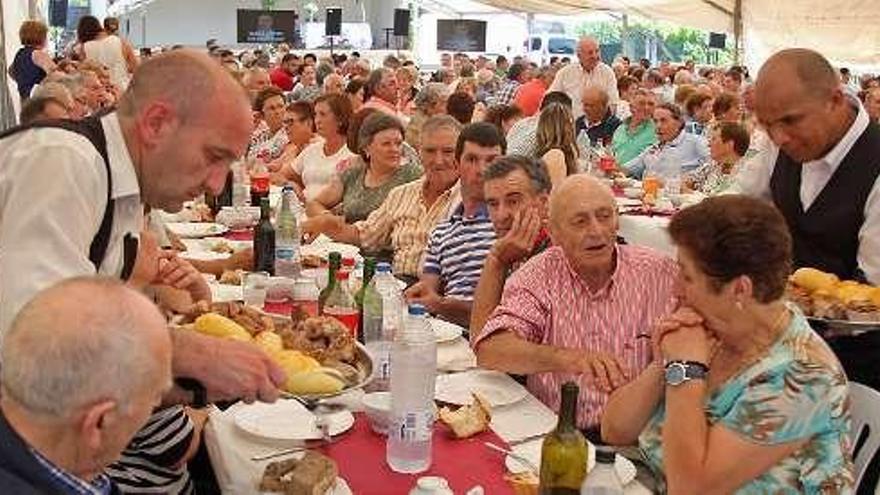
[538,381,588,495]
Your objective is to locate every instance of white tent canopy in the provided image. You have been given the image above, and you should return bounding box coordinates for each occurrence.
[3,0,880,116]
[474,0,880,69]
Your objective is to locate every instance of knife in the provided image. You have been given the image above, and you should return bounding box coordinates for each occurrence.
[507,431,549,447]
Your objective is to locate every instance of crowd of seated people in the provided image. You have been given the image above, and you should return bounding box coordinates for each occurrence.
[5,16,878,493]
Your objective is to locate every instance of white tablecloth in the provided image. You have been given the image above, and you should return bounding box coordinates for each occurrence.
[618,214,675,257]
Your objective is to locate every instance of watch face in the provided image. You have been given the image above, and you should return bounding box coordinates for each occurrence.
[665,364,686,385]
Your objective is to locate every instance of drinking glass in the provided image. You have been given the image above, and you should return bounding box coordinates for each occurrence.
[242,271,269,307]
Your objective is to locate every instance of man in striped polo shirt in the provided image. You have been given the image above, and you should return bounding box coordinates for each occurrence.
[405,123,506,327]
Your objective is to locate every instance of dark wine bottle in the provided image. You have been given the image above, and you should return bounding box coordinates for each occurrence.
[318,252,342,313]
[253,197,275,275]
[538,382,588,495]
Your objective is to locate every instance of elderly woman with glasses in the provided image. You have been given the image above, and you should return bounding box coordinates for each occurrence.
[268,101,314,178]
[274,95,355,201]
[601,195,853,494]
[247,86,289,161]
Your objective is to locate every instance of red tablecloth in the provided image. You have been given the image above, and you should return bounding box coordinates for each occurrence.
[321,414,514,495]
[225,230,254,241]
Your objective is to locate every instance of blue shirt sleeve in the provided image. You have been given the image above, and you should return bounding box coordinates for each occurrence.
[422,227,442,275]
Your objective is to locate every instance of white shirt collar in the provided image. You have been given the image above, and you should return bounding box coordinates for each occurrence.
[807,97,869,173]
[100,112,141,199]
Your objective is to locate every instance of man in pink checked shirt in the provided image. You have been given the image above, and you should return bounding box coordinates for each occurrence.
[473,174,678,436]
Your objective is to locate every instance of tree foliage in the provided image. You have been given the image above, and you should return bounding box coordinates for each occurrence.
[575,18,734,64]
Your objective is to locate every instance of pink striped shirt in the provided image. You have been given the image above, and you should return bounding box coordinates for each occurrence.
[475,245,678,428]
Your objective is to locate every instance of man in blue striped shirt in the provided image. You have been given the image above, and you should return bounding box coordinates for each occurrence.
[405,123,506,327]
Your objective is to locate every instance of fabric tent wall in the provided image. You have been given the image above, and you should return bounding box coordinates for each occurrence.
[742,0,880,70]
[2,0,31,126]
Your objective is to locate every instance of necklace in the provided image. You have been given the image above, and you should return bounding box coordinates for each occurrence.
[708,306,791,390]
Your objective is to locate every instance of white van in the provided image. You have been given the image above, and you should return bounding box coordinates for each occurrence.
[525,34,577,65]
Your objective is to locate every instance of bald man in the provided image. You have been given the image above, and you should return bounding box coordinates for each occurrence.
[548,37,619,119]
[736,48,880,285]
[0,277,172,492]
[575,84,621,146]
[473,175,677,438]
[737,49,880,397]
[0,47,284,439]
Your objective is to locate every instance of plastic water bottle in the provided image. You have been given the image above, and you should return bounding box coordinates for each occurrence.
[387,304,437,473]
[580,447,624,495]
[576,129,591,160]
[364,262,402,392]
[274,186,301,278]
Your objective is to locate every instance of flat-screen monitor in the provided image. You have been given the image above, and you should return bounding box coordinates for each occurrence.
[436,19,487,52]
[237,10,296,44]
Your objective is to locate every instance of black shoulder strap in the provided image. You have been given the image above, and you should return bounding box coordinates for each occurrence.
[0,114,115,273]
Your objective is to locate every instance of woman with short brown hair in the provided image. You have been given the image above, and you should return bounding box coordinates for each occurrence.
[8,20,55,102]
[276,94,355,199]
[306,112,420,223]
[602,195,853,494]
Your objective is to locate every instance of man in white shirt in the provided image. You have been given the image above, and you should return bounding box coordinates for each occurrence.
[736,48,880,285]
[0,49,285,403]
[548,37,618,120]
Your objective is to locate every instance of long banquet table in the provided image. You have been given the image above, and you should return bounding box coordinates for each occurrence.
[203,335,653,494]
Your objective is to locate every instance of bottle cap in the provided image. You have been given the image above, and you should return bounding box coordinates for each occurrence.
[342,257,356,267]
[408,303,426,316]
[594,446,616,464]
[376,262,392,273]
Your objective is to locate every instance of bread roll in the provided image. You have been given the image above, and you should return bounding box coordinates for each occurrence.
[790,268,839,293]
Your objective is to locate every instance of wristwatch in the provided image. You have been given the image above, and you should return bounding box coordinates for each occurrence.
[175,377,208,408]
[664,360,709,386]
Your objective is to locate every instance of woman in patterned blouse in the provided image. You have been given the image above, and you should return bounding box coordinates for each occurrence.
[602,195,854,494]
[683,121,750,196]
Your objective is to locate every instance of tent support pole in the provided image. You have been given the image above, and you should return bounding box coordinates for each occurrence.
[621,12,630,60]
[734,0,743,65]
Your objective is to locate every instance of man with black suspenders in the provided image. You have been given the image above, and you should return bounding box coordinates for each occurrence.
[0,50,286,491]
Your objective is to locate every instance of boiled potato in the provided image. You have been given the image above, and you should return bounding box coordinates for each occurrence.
[284,369,346,395]
[254,331,283,354]
[274,350,321,375]
[194,313,252,341]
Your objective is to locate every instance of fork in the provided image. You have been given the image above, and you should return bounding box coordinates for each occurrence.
[483,441,539,474]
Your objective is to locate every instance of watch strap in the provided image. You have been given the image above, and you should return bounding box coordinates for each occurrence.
[665,360,709,385]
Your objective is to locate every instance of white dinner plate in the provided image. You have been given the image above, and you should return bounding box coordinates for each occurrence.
[179,251,231,261]
[504,440,637,484]
[615,198,642,208]
[435,369,527,407]
[166,222,229,239]
[300,241,361,261]
[181,237,251,253]
[209,283,243,303]
[428,318,464,343]
[233,400,354,441]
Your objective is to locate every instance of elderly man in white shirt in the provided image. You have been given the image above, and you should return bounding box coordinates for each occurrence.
[735,48,880,285]
[548,37,618,120]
